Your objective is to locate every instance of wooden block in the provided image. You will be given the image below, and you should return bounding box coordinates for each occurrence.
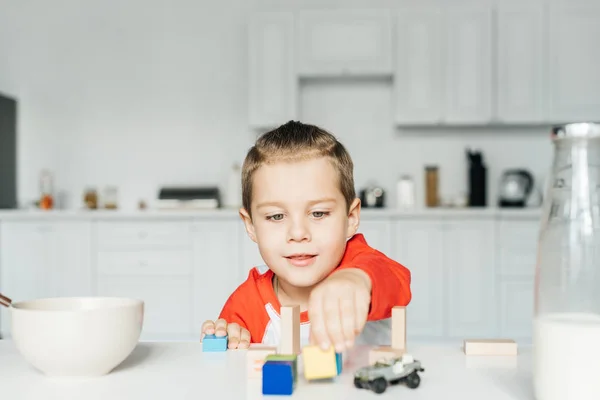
[368,346,404,365]
[391,306,406,351]
[463,339,518,356]
[246,346,277,379]
[302,345,338,380]
[280,305,300,355]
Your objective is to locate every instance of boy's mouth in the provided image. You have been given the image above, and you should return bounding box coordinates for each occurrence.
[285,254,317,267]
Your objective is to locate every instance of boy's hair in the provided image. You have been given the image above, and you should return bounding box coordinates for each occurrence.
[241,120,356,216]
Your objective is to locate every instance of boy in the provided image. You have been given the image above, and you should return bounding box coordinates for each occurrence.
[201,121,411,353]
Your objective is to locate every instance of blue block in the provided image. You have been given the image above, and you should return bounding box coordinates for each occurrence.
[262,360,295,395]
[202,334,228,352]
[335,352,343,375]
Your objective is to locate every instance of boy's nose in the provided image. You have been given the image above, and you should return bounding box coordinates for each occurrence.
[287,219,311,242]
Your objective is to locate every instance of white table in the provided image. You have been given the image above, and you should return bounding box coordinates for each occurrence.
[0,340,535,399]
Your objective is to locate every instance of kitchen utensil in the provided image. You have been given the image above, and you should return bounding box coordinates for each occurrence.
[498,169,534,207]
[0,293,144,377]
[360,185,385,208]
[0,292,12,307]
[533,122,600,400]
[396,175,415,209]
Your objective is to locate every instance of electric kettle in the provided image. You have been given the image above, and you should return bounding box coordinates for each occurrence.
[498,169,534,207]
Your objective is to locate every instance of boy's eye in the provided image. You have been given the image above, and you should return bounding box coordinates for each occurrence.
[312,211,329,218]
[267,214,284,221]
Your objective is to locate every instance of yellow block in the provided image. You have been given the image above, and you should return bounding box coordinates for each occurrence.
[302,345,337,380]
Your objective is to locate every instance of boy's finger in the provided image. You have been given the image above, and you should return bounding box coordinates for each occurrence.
[215,318,228,336]
[308,293,328,349]
[227,323,242,349]
[239,328,251,349]
[201,320,215,336]
[323,296,345,353]
[340,295,356,349]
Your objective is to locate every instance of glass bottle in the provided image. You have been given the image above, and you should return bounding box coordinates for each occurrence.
[39,169,54,210]
[533,122,600,400]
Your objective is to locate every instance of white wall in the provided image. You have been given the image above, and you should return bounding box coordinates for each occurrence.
[0,0,559,210]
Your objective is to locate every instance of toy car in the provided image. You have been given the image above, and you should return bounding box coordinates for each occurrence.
[353,354,425,394]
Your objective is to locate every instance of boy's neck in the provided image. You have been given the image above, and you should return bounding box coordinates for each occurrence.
[274,275,312,312]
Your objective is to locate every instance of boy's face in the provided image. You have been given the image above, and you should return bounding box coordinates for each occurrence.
[240,156,360,288]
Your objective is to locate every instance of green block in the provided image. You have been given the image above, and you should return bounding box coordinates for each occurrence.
[266,354,298,382]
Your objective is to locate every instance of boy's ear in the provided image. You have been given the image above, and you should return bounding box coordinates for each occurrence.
[239,207,258,243]
[346,197,361,238]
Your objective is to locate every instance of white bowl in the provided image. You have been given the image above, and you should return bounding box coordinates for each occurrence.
[10,297,144,377]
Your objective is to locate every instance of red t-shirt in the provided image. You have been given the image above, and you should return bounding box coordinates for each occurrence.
[218,234,412,343]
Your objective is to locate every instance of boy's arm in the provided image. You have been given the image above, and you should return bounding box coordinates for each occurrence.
[336,249,412,321]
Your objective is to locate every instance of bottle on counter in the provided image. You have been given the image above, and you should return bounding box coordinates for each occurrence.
[424,166,439,207]
[39,169,54,210]
[533,123,600,400]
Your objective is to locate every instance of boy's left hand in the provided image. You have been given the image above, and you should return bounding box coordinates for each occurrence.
[308,268,372,353]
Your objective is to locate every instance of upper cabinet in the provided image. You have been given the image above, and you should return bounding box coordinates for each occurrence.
[394,8,443,125]
[248,12,297,130]
[297,10,393,77]
[444,8,493,125]
[547,5,600,123]
[394,7,493,126]
[248,5,600,129]
[496,5,545,124]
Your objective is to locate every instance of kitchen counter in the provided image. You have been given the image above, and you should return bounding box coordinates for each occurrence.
[0,340,534,400]
[0,207,543,220]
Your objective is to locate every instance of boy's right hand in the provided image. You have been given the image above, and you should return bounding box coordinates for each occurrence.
[201,318,251,350]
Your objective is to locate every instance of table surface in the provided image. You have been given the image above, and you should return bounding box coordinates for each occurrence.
[0,340,535,400]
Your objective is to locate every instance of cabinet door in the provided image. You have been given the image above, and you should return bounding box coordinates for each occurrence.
[444,8,493,124]
[297,10,392,77]
[97,275,193,341]
[48,221,93,297]
[547,6,600,122]
[445,220,496,338]
[393,220,444,339]
[498,279,534,342]
[496,6,545,123]
[0,222,54,337]
[191,220,241,337]
[394,8,444,125]
[248,12,296,129]
[356,219,392,257]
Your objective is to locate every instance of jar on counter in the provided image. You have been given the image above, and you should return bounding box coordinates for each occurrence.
[103,186,118,210]
[83,188,98,210]
[425,166,439,207]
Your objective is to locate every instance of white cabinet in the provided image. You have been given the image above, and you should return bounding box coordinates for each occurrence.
[444,219,496,338]
[547,5,600,122]
[393,7,492,125]
[0,220,92,338]
[496,218,538,341]
[394,8,443,125]
[444,8,493,124]
[356,218,392,257]
[393,220,445,339]
[248,12,297,129]
[191,219,242,336]
[496,6,545,123]
[297,10,392,77]
[95,220,194,341]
